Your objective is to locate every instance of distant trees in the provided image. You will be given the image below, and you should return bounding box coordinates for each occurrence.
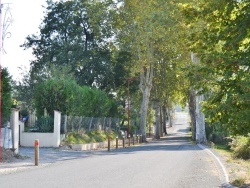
[22,0,190,139]
[116,0,190,140]
[18,0,128,119]
[1,68,12,124]
[18,0,250,141]
[22,0,121,92]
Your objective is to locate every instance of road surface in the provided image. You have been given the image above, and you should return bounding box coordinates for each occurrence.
[0,112,228,188]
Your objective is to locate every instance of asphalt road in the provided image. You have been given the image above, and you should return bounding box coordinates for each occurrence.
[0,112,227,188]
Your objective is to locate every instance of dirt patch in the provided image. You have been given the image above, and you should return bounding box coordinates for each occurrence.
[0,147,29,163]
[1,147,16,163]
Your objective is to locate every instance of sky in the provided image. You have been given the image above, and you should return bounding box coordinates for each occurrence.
[1,0,47,80]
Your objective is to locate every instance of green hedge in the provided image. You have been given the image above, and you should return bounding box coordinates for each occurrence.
[34,78,117,117]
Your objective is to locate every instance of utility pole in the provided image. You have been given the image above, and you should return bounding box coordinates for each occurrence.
[0,1,12,162]
[0,0,2,163]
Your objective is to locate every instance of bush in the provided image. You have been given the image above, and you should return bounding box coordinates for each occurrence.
[205,122,230,145]
[34,78,118,118]
[66,132,89,144]
[65,130,117,144]
[35,116,54,132]
[87,130,108,142]
[229,134,250,160]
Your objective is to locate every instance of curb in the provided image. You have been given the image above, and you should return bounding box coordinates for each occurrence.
[197,144,236,188]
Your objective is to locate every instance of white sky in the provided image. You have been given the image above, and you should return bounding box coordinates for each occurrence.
[1,0,47,80]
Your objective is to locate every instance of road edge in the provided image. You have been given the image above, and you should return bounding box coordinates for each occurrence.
[197,144,236,188]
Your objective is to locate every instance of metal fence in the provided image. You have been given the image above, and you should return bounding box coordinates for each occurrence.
[61,115,121,134]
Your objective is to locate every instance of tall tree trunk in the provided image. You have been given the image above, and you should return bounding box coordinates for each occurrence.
[162,105,167,135]
[154,100,160,139]
[167,107,174,127]
[139,66,153,142]
[191,52,206,143]
[159,106,163,137]
[189,89,196,141]
[195,94,207,143]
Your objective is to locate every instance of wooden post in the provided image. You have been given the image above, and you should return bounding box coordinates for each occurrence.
[116,137,118,149]
[128,135,131,147]
[108,137,110,151]
[34,139,39,166]
[122,136,125,148]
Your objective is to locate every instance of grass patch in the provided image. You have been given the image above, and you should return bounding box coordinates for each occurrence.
[188,137,196,145]
[213,143,250,187]
[232,178,246,187]
[65,130,118,144]
[214,144,230,151]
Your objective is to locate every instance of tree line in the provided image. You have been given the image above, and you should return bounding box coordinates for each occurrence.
[2,0,250,143]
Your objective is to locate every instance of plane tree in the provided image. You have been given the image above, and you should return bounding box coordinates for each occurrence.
[180,0,250,136]
[117,0,191,140]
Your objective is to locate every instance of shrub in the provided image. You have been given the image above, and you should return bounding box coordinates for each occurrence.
[65,130,116,144]
[34,78,118,118]
[35,116,54,132]
[87,130,108,142]
[67,132,86,144]
[229,134,250,160]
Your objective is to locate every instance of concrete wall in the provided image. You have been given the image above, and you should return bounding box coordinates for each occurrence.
[20,111,61,147]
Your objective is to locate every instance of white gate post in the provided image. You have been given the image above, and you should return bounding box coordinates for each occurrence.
[10,108,19,154]
[54,110,61,147]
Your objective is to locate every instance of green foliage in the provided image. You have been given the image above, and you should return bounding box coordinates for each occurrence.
[146,107,155,130]
[205,122,230,145]
[117,0,191,138]
[12,66,37,113]
[129,125,139,135]
[180,0,250,136]
[22,0,120,92]
[1,68,12,124]
[34,78,79,117]
[65,130,116,144]
[66,132,90,144]
[33,78,117,117]
[231,178,247,188]
[35,116,54,133]
[20,108,29,117]
[230,134,250,160]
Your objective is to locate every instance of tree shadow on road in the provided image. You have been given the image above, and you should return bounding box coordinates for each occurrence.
[92,133,201,157]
